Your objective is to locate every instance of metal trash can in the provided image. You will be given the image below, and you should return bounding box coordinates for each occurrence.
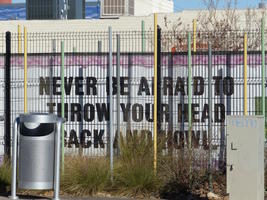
[19,114,57,189]
[10,113,64,200]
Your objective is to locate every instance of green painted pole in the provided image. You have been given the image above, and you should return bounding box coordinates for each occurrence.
[61,41,65,173]
[262,18,266,126]
[142,20,145,52]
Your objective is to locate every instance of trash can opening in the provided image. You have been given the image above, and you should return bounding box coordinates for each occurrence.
[24,122,40,129]
[20,123,55,137]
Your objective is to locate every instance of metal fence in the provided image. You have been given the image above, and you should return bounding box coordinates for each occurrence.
[0,27,265,172]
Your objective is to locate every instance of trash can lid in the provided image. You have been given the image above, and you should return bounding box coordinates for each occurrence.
[19,113,61,124]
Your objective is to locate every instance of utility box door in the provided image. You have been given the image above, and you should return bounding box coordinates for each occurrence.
[226,116,264,200]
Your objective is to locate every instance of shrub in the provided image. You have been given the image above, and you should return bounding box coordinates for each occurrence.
[158,149,210,199]
[61,156,110,196]
[0,159,11,194]
[112,132,159,197]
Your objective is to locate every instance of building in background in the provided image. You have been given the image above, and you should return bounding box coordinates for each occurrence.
[100,0,134,18]
[0,0,173,20]
[86,0,100,19]
[0,0,100,20]
[134,0,174,16]
[26,0,85,20]
[100,0,173,18]
[0,0,11,4]
[0,3,25,20]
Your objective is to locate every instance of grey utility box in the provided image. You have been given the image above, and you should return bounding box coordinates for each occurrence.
[10,113,64,200]
[226,116,264,200]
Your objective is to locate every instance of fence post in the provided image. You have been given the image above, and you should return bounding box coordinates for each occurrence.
[262,18,265,125]
[24,27,27,113]
[18,25,21,54]
[244,33,248,116]
[193,19,196,52]
[153,13,158,175]
[208,43,213,192]
[188,32,192,149]
[116,34,121,156]
[75,46,84,156]
[187,31,192,185]
[4,31,11,158]
[108,26,114,181]
[50,40,56,111]
[61,41,65,173]
[157,26,161,133]
[98,41,102,53]
[142,20,145,52]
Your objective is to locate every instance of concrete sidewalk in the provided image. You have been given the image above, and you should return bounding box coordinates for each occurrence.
[0,196,140,200]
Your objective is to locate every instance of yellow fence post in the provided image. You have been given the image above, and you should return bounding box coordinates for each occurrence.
[153,13,158,175]
[244,33,248,116]
[193,19,197,52]
[24,27,27,113]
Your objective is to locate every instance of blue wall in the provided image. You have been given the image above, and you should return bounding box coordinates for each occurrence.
[85,1,100,19]
[0,5,26,20]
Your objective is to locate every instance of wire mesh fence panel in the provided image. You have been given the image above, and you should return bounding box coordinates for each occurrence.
[0,29,263,171]
[7,31,155,158]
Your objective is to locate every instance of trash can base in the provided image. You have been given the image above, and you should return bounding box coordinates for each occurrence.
[19,181,53,190]
[8,195,18,200]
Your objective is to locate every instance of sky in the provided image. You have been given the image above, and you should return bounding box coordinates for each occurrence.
[173,0,261,11]
[11,0,262,12]
[174,0,261,11]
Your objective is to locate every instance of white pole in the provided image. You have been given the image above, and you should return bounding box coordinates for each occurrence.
[10,118,19,200]
[53,119,63,200]
[108,27,114,181]
[116,34,121,156]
